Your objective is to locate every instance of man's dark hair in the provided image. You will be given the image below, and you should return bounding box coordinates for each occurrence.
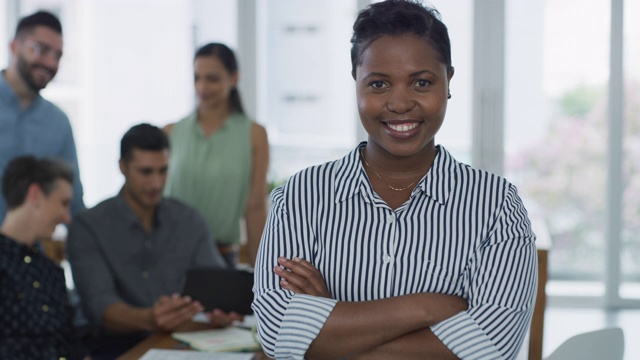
[15,10,63,39]
[2,156,73,210]
[120,123,170,162]
[195,43,245,115]
[350,0,452,79]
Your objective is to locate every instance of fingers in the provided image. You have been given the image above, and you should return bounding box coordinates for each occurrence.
[294,257,320,272]
[159,303,202,330]
[153,294,204,331]
[274,257,332,298]
[206,309,244,328]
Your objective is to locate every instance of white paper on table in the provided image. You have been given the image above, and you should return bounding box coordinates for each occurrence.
[139,349,254,360]
[191,313,257,330]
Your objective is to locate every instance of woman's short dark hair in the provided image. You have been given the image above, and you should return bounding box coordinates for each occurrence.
[195,43,245,115]
[350,0,452,79]
[120,123,169,162]
[2,156,73,210]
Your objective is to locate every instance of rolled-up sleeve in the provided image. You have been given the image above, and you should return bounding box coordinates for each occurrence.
[252,186,337,359]
[431,184,538,360]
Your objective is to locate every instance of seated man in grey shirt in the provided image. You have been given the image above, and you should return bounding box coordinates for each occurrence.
[67,123,242,359]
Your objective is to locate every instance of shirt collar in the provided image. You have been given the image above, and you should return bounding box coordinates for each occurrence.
[115,189,167,229]
[0,232,39,255]
[334,142,369,203]
[334,142,455,206]
[415,145,455,206]
[0,70,17,104]
[0,69,43,108]
[189,110,242,137]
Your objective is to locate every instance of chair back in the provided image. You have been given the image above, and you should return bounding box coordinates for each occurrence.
[545,327,624,360]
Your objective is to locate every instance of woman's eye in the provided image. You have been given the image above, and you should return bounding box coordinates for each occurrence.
[416,79,430,87]
[370,81,385,89]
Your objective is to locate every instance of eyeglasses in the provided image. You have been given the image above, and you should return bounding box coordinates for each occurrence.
[24,40,63,62]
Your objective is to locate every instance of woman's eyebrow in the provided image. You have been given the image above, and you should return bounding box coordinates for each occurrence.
[361,69,439,81]
[361,72,390,81]
[409,69,437,77]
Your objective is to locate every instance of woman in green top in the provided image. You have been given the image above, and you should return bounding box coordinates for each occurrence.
[164,43,269,267]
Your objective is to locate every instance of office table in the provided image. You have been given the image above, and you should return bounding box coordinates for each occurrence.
[117,332,268,360]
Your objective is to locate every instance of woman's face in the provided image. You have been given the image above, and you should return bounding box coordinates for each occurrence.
[355,33,453,159]
[194,55,237,109]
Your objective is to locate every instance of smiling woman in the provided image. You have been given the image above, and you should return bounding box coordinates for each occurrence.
[164,43,269,268]
[252,1,537,359]
[355,33,452,209]
[0,156,86,359]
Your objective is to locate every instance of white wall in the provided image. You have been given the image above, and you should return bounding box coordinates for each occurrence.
[78,0,194,206]
[428,0,474,162]
[505,0,545,154]
[262,0,358,179]
[0,0,8,68]
[192,0,237,48]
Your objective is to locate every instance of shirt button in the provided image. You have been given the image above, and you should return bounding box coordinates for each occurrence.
[33,281,40,288]
[142,271,149,279]
[24,256,32,263]
[386,214,395,223]
[42,304,49,312]
[59,357,67,360]
[383,254,391,263]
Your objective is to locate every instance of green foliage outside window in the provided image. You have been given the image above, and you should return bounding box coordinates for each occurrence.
[510,81,640,280]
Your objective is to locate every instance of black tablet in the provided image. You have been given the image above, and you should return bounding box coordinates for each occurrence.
[182,267,254,315]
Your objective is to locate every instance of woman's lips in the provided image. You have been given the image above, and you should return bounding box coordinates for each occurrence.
[382,121,422,139]
[386,122,419,132]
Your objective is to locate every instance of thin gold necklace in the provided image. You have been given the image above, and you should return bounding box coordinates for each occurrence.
[359,148,418,192]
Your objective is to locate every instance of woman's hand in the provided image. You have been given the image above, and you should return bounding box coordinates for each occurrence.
[274,257,332,298]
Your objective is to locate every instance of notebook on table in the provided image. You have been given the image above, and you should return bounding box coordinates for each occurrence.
[172,327,261,353]
[182,267,254,315]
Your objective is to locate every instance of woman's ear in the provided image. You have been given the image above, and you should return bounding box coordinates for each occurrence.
[26,183,44,206]
[231,71,239,87]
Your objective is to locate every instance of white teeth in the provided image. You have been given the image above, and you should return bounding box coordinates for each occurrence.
[388,123,419,132]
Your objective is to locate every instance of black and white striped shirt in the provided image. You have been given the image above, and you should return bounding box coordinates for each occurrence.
[253,143,537,360]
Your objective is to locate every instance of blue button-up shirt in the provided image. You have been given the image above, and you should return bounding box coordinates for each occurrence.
[0,70,84,220]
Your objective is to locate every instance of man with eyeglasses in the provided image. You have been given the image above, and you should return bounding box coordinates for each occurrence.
[0,10,84,223]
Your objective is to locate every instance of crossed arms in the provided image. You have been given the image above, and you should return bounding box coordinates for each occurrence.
[252,183,537,360]
[275,257,465,359]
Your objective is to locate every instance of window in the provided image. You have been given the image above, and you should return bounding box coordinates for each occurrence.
[427,0,473,163]
[621,0,640,299]
[505,0,611,298]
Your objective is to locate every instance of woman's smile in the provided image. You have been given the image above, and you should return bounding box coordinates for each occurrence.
[356,33,453,161]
